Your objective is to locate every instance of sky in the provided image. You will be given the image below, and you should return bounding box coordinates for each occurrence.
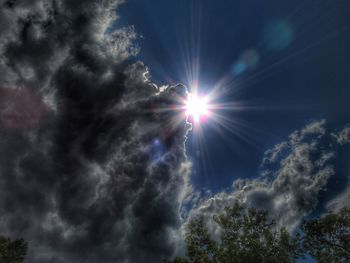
[0,0,349,262]
[116,0,350,193]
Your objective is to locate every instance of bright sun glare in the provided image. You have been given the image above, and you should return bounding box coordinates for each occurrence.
[185,94,209,122]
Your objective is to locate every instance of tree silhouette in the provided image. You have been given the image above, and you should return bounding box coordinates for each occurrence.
[0,236,27,263]
[167,203,303,263]
[302,208,350,263]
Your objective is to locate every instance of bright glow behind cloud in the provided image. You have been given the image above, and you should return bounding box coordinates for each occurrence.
[185,94,209,122]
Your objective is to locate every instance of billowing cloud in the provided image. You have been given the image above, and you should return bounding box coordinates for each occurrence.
[188,120,338,236]
[0,1,191,262]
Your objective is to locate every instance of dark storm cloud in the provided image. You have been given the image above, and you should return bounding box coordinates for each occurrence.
[0,1,191,262]
[187,120,342,236]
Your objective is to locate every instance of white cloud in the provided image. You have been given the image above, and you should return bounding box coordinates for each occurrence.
[332,125,350,145]
[327,181,350,212]
[187,120,336,237]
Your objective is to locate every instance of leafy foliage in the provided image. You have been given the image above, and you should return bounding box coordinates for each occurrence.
[167,203,303,263]
[0,236,27,263]
[302,208,350,263]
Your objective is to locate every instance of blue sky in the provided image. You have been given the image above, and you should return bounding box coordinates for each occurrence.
[116,0,350,196]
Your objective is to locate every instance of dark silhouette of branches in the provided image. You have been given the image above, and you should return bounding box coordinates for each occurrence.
[0,235,27,263]
[302,208,350,263]
[167,204,350,263]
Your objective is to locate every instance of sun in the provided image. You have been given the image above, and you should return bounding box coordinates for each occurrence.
[185,93,209,122]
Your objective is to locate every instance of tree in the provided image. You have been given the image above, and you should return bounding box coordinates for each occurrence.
[0,236,27,263]
[302,208,350,263]
[167,203,304,263]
